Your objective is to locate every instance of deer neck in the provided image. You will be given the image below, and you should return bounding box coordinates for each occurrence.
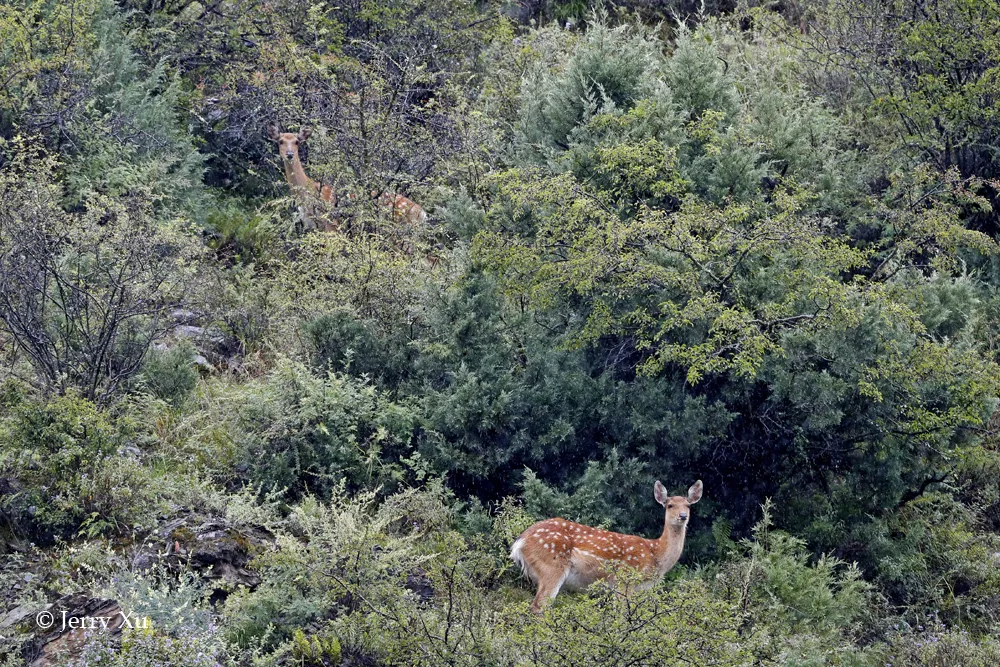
[283,156,318,200]
[652,521,687,576]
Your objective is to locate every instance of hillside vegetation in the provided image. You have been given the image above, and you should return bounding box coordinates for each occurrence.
[2,0,1000,664]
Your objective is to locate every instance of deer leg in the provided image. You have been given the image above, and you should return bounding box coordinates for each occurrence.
[529,586,552,614]
[529,568,568,614]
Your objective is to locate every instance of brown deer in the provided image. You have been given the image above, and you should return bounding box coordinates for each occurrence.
[510,479,703,613]
[268,125,337,231]
[268,125,427,232]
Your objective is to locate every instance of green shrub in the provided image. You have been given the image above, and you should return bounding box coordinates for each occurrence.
[873,617,1000,666]
[221,483,446,655]
[97,566,218,639]
[0,157,200,404]
[290,629,341,665]
[209,264,281,359]
[856,493,1000,631]
[508,578,749,666]
[203,204,281,266]
[140,341,199,406]
[0,0,206,214]
[518,17,669,156]
[303,309,414,389]
[65,626,223,667]
[513,15,852,206]
[207,359,417,498]
[0,392,156,541]
[737,501,872,638]
[521,452,651,530]
[700,502,878,665]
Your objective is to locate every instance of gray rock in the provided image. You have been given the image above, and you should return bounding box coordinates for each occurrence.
[405,568,435,604]
[0,603,37,629]
[173,324,206,339]
[170,308,198,323]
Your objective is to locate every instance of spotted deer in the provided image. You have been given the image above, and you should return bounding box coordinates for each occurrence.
[267,124,427,233]
[510,479,703,613]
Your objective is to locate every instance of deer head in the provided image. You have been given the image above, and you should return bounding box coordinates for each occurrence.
[654,479,702,529]
[268,124,311,165]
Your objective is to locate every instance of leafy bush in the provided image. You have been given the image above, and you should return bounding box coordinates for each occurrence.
[97,566,218,639]
[140,342,199,406]
[303,309,415,390]
[856,493,1000,631]
[222,483,450,654]
[0,392,157,541]
[515,16,854,206]
[728,502,872,639]
[207,264,281,360]
[203,204,282,266]
[220,360,417,498]
[290,629,341,665]
[0,157,199,404]
[509,578,749,666]
[66,626,223,667]
[52,565,224,666]
[802,0,1000,186]
[871,615,1000,667]
[518,17,669,157]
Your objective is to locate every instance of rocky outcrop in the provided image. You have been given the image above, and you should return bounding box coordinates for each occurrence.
[1,512,271,664]
[150,308,225,370]
[13,593,124,667]
[131,514,272,589]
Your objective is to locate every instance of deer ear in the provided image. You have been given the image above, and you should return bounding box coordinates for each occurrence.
[653,480,669,506]
[267,124,281,141]
[297,127,312,141]
[687,480,703,504]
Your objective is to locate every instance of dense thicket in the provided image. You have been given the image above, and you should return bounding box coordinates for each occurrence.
[2,0,1000,665]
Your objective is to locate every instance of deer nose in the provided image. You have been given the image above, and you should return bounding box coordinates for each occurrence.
[285,152,294,159]
[679,512,688,520]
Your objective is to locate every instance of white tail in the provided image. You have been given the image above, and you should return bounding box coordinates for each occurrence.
[511,479,703,613]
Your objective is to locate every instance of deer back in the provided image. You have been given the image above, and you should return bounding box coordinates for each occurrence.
[515,518,661,588]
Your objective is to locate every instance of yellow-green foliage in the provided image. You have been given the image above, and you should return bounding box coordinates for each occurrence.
[508,579,749,666]
[290,629,341,665]
[0,0,103,117]
[0,391,139,539]
[157,358,419,496]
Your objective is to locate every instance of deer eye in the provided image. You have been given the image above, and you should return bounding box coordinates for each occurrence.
[667,504,673,508]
